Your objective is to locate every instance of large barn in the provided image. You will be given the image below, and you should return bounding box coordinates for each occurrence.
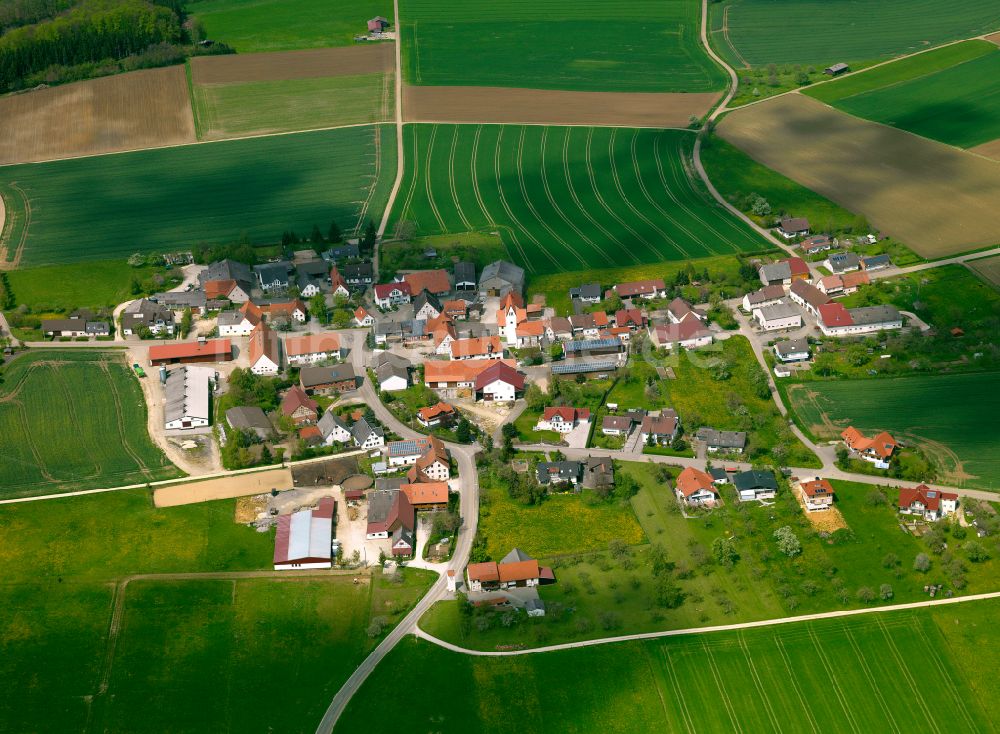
[273,498,335,570]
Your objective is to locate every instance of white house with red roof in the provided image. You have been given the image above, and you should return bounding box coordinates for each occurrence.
[798,477,835,511]
[475,361,524,402]
[841,426,897,469]
[273,498,335,570]
[354,306,375,327]
[674,467,719,507]
[648,317,713,350]
[535,406,591,434]
[818,303,903,337]
[373,281,412,309]
[614,279,666,300]
[899,484,958,521]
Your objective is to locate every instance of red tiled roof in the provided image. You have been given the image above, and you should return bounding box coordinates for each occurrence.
[616,279,665,298]
[615,308,644,327]
[418,402,455,421]
[424,358,515,384]
[800,478,833,498]
[148,338,231,362]
[403,269,450,295]
[841,426,897,459]
[374,281,411,299]
[675,467,716,498]
[498,559,540,583]
[284,332,341,357]
[451,336,501,358]
[898,484,957,512]
[785,257,809,277]
[841,271,871,289]
[401,482,449,505]
[281,385,319,416]
[651,317,711,344]
[819,302,853,327]
[542,406,590,423]
[204,279,237,299]
[249,321,279,367]
[474,361,525,390]
[467,561,501,583]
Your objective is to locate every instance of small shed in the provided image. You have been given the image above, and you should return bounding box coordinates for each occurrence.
[824,63,849,76]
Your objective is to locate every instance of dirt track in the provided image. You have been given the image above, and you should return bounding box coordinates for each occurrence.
[970,137,1000,161]
[191,45,393,84]
[986,31,1000,47]
[153,467,293,507]
[403,85,721,128]
[718,94,1000,258]
[0,66,195,165]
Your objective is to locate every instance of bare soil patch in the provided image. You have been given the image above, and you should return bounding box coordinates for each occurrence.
[154,468,293,507]
[403,85,721,128]
[0,66,195,165]
[970,137,1000,161]
[792,486,849,532]
[969,254,1000,287]
[985,31,1000,47]
[718,94,1000,258]
[191,45,392,84]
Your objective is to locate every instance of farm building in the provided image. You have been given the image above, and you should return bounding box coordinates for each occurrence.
[648,318,713,350]
[799,478,834,511]
[400,481,449,510]
[465,549,553,593]
[759,257,809,285]
[163,366,213,431]
[217,310,256,336]
[564,337,625,360]
[753,300,802,331]
[789,279,832,317]
[148,338,233,366]
[403,270,451,297]
[818,304,902,337]
[249,321,281,375]
[284,332,344,366]
[474,361,524,402]
[42,317,108,338]
[280,385,319,426]
[366,489,415,557]
[824,63,849,76]
[742,284,786,311]
[199,259,254,297]
[273,498,335,570]
[454,261,476,291]
[300,364,358,394]
[479,260,525,298]
[451,336,503,361]
[225,405,274,441]
[424,358,516,390]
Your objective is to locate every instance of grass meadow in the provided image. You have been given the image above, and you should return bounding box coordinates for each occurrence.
[351,599,1000,733]
[400,0,725,92]
[5,259,175,311]
[786,372,1000,490]
[1,125,395,267]
[393,124,769,276]
[0,488,434,731]
[188,0,391,52]
[0,351,180,498]
[192,72,393,140]
[709,0,1000,68]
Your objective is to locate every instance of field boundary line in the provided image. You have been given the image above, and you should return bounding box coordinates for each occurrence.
[404,119,695,132]
[0,182,31,269]
[582,129,645,264]
[397,125,421,223]
[414,589,1000,656]
[660,648,696,733]
[912,620,982,732]
[374,0,405,251]
[355,125,382,235]
[98,358,154,480]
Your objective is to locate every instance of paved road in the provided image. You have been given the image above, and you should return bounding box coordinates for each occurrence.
[414,589,1000,657]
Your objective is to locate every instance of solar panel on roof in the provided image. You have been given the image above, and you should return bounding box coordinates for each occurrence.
[552,359,619,374]
[565,338,622,352]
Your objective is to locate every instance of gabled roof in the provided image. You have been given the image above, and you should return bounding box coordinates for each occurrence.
[284,332,341,357]
[403,269,451,295]
[641,411,678,436]
[474,361,525,391]
[602,415,633,431]
[542,406,590,423]
[300,364,356,388]
[734,470,778,492]
[374,281,412,300]
[204,279,238,299]
[367,489,414,534]
[898,484,957,512]
[615,308,645,327]
[818,302,853,327]
[249,321,280,368]
[791,279,832,309]
[424,358,516,384]
[799,478,833,498]
[148,339,231,362]
[615,279,664,298]
[280,385,318,417]
[774,338,809,356]
[418,402,455,421]
[450,336,501,359]
[841,426,897,458]
[651,317,711,344]
[780,216,810,232]
[745,284,787,305]
[697,427,747,449]
[675,467,716,497]
[401,481,449,505]
[318,410,350,439]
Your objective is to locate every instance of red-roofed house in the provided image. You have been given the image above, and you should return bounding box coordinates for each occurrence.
[451,336,503,361]
[674,467,719,507]
[841,426,898,469]
[366,489,415,556]
[249,321,281,375]
[615,309,646,330]
[474,361,524,402]
[648,316,713,350]
[466,548,553,593]
[417,402,456,427]
[798,477,835,511]
[614,279,666,299]
[373,281,412,309]
[403,269,451,296]
[280,385,319,426]
[401,482,450,510]
[898,484,958,521]
[535,406,591,434]
[284,332,343,366]
[789,279,832,316]
[354,306,375,327]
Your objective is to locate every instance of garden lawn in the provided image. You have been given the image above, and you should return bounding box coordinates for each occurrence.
[785,373,1000,490]
[347,600,998,732]
[401,0,724,92]
[1,125,395,267]
[0,351,180,498]
[393,124,769,277]
[380,231,506,276]
[709,0,1000,68]
[188,0,391,52]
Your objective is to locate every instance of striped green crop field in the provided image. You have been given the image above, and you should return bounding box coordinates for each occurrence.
[338,599,998,733]
[710,0,1000,69]
[0,125,395,267]
[392,124,769,276]
[401,0,726,92]
[0,351,180,498]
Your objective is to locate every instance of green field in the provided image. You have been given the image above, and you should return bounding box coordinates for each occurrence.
[342,599,1000,732]
[0,125,395,267]
[710,0,1000,68]
[401,0,725,92]
[189,0,392,52]
[5,259,176,311]
[0,488,435,731]
[0,351,180,498]
[787,372,1000,490]
[818,46,1000,148]
[393,124,768,276]
[192,72,393,140]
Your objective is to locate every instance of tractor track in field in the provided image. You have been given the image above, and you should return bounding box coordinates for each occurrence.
[660,649,695,734]
[875,617,942,733]
[398,125,421,222]
[530,128,594,269]
[738,630,783,733]
[491,127,553,270]
[98,359,154,480]
[423,124,447,231]
[355,124,382,235]
[913,621,980,732]
[0,182,31,270]
[702,639,743,733]
[447,126,472,230]
[560,128,625,260]
[844,628,901,733]
[774,634,821,734]
[469,126,529,268]
[808,627,862,734]
[583,129,645,264]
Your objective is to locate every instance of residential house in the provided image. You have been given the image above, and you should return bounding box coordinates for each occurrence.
[417,402,456,428]
[40,317,95,338]
[697,428,747,453]
[352,417,385,450]
[296,261,329,297]
[569,283,602,304]
[329,266,351,298]
[121,299,175,336]
[402,269,451,298]
[479,260,525,298]
[789,279,832,317]
[204,278,250,304]
[366,489,415,556]
[641,411,680,445]
[582,456,615,490]
[354,306,375,327]
[373,281,412,309]
[284,332,344,366]
[841,426,897,469]
[148,338,233,366]
[569,312,610,338]
[454,261,476,292]
[374,352,411,392]
[413,289,443,320]
[321,243,360,262]
[475,361,524,402]
[861,254,892,271]
[674,467,719,506]
[648,317,713,350]
[817,271,870,296]
[387,436,437,467]
[535,406,590,434]
[667,298,705,324]
[273,498,334,570]
[424,358,517,391]
[825,252,861,274]
[248,321,281,375]
[536,461,583,488]
[401,482,450,510]
[300,364,358,394]
[259,299,308,324]
[317,411,353,445]
[217,310,256,337]
[466,548,552,592]
[199,260,254,299]
[602,415,634,436]
[753,300,802,331]
[742,284,787,312]
[777,217,810,239]
[774,338,810,362]
[254,261,292,292]
[341,261,374,290]
[734,470,778,502]
[818,304,902,337]
[799,477,835,511]
[614,279,666,300]
[898,484,958,521]
[545,316,574,342]
[451,336,503,361]
[442,299,468,320]
[407,436,451,482]
[801,234,835,254]
[615,308,645,331]
[759,257,809,286]
[280,385,319,426]
[164,366,212,430]
[225,405,273,441]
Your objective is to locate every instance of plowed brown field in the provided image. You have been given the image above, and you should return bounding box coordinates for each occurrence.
[190,44,393,84]
[402,85,720,128]
[718,94,1000,258]
[0,66,195,165]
